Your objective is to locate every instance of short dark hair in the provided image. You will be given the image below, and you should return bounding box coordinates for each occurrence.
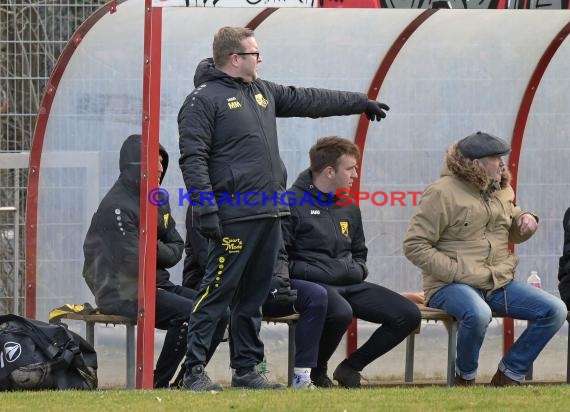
[213,26,255,67]
[309,136,360,174]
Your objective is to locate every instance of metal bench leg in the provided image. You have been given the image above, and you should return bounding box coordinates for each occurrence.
[405,333,415,383]
[446,321,457,387]
[288,321,296,387]
[86,321,95,347]
[126,324,135,389]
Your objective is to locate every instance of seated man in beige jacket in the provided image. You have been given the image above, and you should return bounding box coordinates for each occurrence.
[404,131,567,386]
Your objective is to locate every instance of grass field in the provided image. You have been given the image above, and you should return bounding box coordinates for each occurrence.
[3,385,570,412]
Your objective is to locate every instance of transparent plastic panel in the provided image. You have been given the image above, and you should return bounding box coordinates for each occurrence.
[37,0,146,321]
[38,4,568,318]
[34,5,570,353]
[36,2,265,321]
[359,10,570,293]
[258,9,423,184]
[516,36,570,295]
[159,6,271,213]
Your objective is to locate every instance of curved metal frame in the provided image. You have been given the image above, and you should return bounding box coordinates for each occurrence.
[25,4,570,385]
[26,0,129,318]
[347,8,438,354]
[503,21,570,353]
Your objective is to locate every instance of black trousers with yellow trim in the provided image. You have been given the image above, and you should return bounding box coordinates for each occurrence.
[184,217,281,371]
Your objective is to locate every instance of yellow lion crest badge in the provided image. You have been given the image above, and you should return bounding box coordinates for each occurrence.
[340,221,349,237]
[255,93,268,108]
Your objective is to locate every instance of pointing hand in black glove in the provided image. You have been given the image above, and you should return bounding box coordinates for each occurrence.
[198,212,222,242]
[267,274,298,305]
[364,100,390,122]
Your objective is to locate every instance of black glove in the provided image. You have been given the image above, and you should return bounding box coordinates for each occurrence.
[267,274,297,305]
[198,213,222,242]
[364,100,390,122]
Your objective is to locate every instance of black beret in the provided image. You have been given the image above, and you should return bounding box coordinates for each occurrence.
[457,131,511,160]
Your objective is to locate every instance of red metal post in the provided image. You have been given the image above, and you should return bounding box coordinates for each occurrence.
[347,9,438,356]
[137,2,163,389]
[505,21,570,355]
[245,8,278,29]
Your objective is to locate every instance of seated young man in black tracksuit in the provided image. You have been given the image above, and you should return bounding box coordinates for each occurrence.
[183,206,328,389]
[281,136,422,388]
[558,207,570,308]
[82,134,227,388]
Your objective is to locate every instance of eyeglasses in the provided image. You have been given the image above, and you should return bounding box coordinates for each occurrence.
[230,52,260,59]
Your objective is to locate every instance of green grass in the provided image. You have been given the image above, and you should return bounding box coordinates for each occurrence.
[4,385,570,412]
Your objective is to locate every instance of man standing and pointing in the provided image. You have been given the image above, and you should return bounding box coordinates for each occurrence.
[178,26,389,391]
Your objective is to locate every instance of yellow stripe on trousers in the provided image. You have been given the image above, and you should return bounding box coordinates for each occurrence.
[192,285,210,313]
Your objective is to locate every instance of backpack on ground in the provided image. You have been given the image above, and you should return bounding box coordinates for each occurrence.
[0,314,97,391]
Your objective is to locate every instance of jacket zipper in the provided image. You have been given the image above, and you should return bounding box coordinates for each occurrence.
[244,84,279,217]
[326,204,348,270]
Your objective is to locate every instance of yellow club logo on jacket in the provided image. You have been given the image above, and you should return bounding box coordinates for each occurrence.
[340,221,349,237]
[255,93,268,108]
[163,213,169,228]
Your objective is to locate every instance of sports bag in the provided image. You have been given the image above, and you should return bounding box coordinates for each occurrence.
[0,314,97,391]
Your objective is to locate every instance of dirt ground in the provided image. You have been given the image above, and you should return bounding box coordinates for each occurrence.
[87,318,569,388]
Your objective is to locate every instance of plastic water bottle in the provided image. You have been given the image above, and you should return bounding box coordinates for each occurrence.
[527,270,542,288]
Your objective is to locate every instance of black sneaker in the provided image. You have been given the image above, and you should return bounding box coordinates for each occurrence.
[311,372,334,388]
[333,361,361,388]
[182,365,223,391]
[231,369,285,389]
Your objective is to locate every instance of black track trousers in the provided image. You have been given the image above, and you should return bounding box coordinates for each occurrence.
[185,217,281,370]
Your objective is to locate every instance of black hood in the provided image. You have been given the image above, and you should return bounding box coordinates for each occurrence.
[292,168,315,192]
[193,57,245,87]
[119,134,169,186]
[292,168,337,203]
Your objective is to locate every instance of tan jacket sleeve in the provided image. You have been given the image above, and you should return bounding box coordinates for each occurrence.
[503,186,538,244]
[509,209,538,244]
[403,185,458,283]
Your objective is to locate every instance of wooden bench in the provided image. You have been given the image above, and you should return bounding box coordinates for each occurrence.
[404,305,570,386]
[50,311,299,388]
[404,305,457,386]
[50,313,136,388]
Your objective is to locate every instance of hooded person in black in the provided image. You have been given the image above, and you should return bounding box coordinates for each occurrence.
[82,134,227,388]
[178,26,389,391]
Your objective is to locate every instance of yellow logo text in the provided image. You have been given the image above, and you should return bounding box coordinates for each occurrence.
[227,97,242,110]
[222,236,243,254]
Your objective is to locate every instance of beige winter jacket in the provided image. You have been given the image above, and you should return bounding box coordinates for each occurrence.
[403,143,536,304]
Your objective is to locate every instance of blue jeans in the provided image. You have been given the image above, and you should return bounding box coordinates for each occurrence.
[262,279,328,368]
[428,280,567,382]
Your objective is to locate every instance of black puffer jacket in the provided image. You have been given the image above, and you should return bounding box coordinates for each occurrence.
[178,58,369,224]
[282,169,368,286]
[82,134,183,307]
[558,207,570,307]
